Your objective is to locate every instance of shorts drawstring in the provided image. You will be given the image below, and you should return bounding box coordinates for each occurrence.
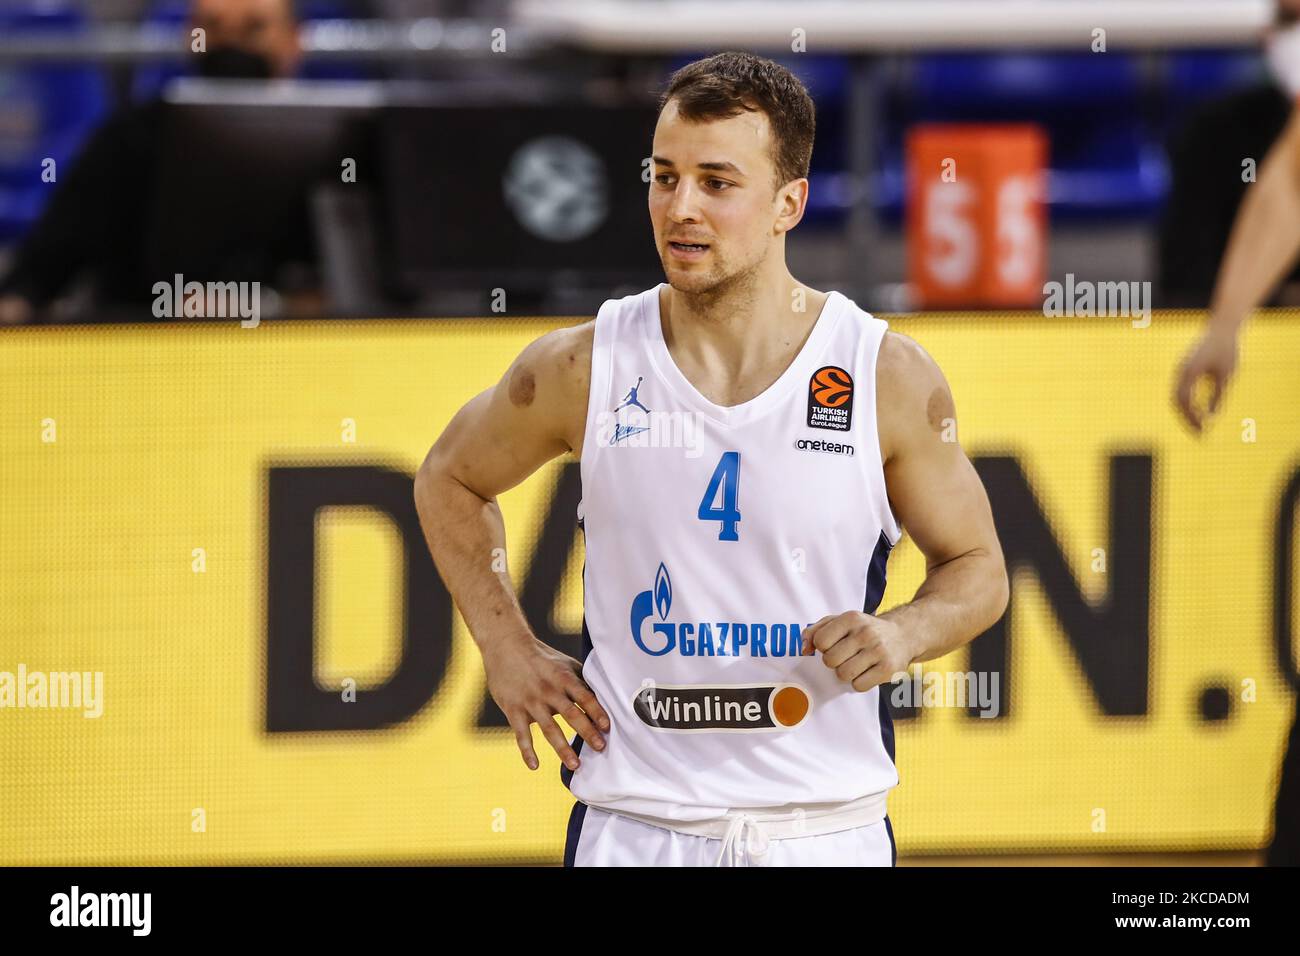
[714,812,772,867]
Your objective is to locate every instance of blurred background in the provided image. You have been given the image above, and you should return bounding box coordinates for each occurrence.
[0,0,1297,865]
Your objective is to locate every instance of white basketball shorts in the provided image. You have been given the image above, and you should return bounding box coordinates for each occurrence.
[563,801,898,867]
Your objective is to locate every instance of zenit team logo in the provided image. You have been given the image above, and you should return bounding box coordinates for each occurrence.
[632,681,811,733]
[807,365,853,431]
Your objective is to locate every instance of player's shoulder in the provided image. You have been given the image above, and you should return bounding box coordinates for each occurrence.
[499,319,595,458]
[507,283,655,417]
[513,319,595,408]
[877,330,945,393]
[534,317,596,362]
[875,330,955,461]
[511,282,659,398]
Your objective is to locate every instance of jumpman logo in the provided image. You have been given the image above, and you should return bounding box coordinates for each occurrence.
[614,376,651,414]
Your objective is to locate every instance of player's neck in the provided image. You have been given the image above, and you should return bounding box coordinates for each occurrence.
[659,272,827,379]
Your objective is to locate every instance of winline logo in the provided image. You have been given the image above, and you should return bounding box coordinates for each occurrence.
[633,681,811,732]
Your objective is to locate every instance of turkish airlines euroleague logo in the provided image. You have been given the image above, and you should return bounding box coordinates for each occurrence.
[807,365,853,431]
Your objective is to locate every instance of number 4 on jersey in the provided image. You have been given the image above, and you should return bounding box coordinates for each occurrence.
[697,451,741,541]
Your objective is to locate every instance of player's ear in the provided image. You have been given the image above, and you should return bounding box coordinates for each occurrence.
[775,177,808,234]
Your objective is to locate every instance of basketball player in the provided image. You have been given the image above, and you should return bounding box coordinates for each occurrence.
[1173,2,1300,867]
[414,52,1009,867]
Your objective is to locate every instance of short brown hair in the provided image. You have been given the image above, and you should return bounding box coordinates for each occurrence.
[658,51,816,192]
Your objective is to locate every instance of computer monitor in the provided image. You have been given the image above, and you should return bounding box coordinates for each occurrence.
[377,101,662,311]
[145,82,377,307]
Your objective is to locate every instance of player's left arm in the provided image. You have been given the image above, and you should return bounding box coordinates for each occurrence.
[804,331,1009,691]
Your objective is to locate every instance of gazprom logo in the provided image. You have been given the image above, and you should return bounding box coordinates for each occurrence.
[655,562,671,619]
[628,562,810,658]
[630,563,675,656]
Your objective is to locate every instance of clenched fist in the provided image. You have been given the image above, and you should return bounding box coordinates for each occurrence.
[802,611,914,693]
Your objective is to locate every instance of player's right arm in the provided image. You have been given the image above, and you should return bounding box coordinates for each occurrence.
[413,321,607,773]
[1175,105,1300,431]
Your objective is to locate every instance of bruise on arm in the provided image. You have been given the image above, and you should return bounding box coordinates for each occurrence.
[926,384,955,433]
[430,326,588,503]
[508,365,536,408]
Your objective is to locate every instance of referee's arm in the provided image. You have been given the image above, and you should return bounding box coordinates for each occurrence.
[1175,105,1300,431]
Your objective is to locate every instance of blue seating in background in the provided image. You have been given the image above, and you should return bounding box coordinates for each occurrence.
[795,55,851,227]
[831,50,1263,227]
[906,51,1142,108]
[876,52,1159,224]
[1165,49,1265,103]
[661,50,1243,226]
[0,3,109,242]
[0,17,1278,247]
[1161,48,1268,139]
[130,0,377,103]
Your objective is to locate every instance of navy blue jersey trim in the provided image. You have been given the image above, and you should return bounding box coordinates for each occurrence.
[863,529,892,615]
[562,800,589,867]
[864,530,897,765]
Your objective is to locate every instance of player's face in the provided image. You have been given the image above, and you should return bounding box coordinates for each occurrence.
[649,99,788,294]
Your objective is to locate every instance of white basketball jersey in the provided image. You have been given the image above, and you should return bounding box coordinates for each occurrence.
[566,282,903,822]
